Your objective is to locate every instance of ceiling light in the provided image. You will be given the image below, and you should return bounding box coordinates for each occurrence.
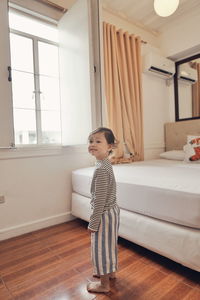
[154,0,179,17]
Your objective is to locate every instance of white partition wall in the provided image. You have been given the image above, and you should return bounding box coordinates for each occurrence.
[0,0,14,148]
[58,0,101,145]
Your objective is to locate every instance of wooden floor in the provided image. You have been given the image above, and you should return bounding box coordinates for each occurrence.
[0,219,199,300]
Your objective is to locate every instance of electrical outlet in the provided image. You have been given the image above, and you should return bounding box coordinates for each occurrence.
[0,195,5,203]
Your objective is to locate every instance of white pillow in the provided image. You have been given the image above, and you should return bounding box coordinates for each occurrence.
[160,150,184,161]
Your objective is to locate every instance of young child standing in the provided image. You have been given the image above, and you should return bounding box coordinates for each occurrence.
[87,127,120,293]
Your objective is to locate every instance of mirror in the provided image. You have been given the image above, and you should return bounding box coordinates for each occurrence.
[174,53,200,121]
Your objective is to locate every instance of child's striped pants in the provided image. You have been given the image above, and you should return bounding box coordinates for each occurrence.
[91,205,120,276]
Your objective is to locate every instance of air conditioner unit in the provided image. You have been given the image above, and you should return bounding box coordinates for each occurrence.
[178,63,198,84]
[143,53,175,79]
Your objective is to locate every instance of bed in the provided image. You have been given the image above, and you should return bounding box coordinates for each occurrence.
[71,119,200,272]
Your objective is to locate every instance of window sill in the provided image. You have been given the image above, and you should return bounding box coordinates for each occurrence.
[0,144,88,160]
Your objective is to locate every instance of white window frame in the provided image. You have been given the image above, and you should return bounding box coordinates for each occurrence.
[10,26,61,147]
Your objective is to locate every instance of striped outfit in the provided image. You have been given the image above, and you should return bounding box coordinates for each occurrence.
[88,158,120,276]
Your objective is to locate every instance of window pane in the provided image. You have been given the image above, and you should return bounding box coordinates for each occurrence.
[14,109,37,145]
[10,33,34,73]
[41,111,61,144]
[38,42,59,76]
[9,11,58,42]
[12,70,35,109]
[40,76,60,110]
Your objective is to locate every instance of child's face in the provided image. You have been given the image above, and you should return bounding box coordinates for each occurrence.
[88,132,112,160]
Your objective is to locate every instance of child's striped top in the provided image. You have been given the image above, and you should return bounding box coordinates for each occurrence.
[88,158,117,231]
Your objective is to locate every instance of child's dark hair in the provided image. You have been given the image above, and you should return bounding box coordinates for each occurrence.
[89,127,118,154]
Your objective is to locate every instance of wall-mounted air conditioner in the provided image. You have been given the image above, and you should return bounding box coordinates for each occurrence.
[178,63,198,84]
[143,53,175,79]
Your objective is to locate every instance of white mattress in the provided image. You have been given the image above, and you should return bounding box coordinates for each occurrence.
[72,159,200,229]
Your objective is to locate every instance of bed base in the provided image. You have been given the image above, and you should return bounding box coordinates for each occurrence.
[72,192,200,272]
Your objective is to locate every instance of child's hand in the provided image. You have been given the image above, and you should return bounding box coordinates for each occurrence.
[88,228,96,233]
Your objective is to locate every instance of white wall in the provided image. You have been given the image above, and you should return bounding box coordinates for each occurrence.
[160,11,200,59]
[0,148,93,240]
[142,74,171,159]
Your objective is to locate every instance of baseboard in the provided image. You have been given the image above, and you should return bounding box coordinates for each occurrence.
[0,212,76,241]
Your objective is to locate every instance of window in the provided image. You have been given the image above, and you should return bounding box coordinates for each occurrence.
[9,10,61,145]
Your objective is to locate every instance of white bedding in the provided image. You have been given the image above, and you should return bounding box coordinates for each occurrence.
[72,159,200,229]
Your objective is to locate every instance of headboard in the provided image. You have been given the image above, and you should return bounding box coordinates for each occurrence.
[165,119,200,151]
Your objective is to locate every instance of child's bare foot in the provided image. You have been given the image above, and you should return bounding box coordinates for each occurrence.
[93,274,100,278]
[109,272,116,279]
[93,272,116,279]
[87,282,110,293]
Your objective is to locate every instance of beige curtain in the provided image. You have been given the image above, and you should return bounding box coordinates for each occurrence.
[103,22,144,163]
[192,63,200,117]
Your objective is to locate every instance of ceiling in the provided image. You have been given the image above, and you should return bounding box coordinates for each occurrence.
[102,0,200,34]
[46,0,200,34]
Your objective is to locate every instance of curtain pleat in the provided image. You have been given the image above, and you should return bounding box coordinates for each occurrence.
[103,22,144,163]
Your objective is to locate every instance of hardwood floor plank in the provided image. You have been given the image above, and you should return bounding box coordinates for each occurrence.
[160,281,192,300]
[10,267,94,300]
[10,267,77,299]
[1,246,59,274]
[183,288,200,300]
[0,244,51,274]
[36,276,95,300]
[0,233,39,254]
[137,273,184,300]
[116,265,165,298]
[92,264,161,299]
[181,268,200,289]
[48,231,89,252]
[34,223,88,248]
[56,239,91,260]
[32,220,83,239]
[0,278,13,300]
[0,219,199,300]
